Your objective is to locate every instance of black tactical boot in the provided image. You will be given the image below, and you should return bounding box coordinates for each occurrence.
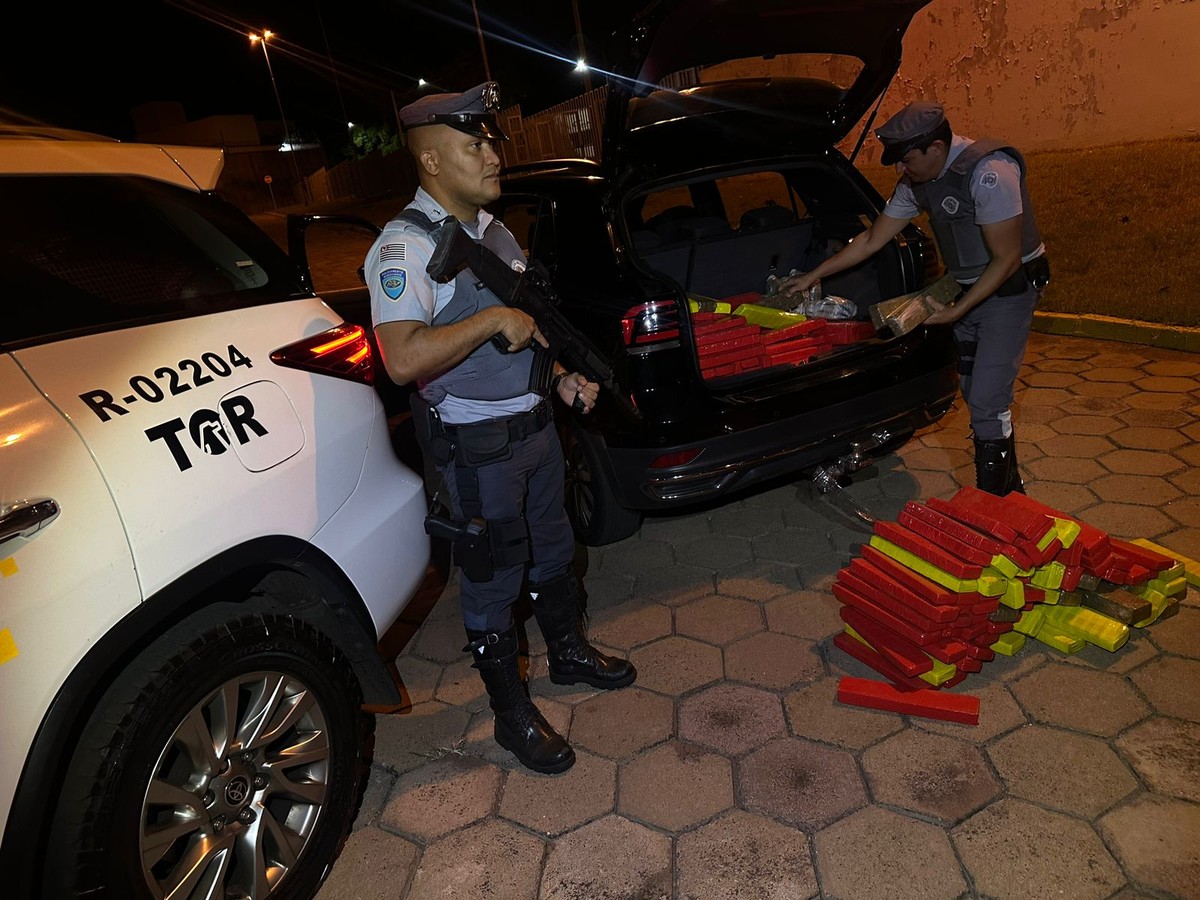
[974,435,1017,496]
[529,573,637,689]
[465,626,575,774]
[1005,432,1026,494]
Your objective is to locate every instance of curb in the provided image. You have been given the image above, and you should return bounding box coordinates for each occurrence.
[1032,312,1200,354]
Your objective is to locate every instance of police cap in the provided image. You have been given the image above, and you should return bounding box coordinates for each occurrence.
[875,101,947,165]
[398,81,509,141]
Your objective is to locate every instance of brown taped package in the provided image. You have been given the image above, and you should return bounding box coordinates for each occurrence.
[869,274,960,335]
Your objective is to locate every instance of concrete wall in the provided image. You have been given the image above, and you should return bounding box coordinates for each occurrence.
[893,0,1200,153]
[707,0,1200,160]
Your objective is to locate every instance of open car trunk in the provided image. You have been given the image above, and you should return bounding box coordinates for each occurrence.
[623,157,935,382]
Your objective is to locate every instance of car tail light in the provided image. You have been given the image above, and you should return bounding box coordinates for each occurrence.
[270,324,375,384]
[622,300,680,350]
[649,448,703,469]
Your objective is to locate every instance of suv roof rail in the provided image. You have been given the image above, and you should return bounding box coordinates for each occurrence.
[0,124,120,142]
[502,158,599,177]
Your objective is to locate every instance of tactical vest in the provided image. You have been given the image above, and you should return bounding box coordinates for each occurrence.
[910,139,1043,283]
[398,209,538,406]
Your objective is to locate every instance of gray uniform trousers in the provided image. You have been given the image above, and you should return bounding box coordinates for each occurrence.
[952,284,1039,441]
[441,421,576,632]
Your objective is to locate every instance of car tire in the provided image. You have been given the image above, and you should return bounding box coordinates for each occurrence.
[560,420,642,546]
[43,607,370,900]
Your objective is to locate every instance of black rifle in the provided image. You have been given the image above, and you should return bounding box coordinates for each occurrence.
[426,217,640,420]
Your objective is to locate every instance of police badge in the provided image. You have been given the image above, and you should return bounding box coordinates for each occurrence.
[380,267,407,300]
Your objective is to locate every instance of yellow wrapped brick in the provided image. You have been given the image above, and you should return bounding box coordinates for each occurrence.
[1031,620,1086,654]
[919,656,959,687]
[1000,579,1025,610]
[990,632,1026,656]
[1052,517,1082,548]
[1042,605,1129,652]
[1030,561,1065,590]
[731,303,807,329]
[687,297,733,314]
[1014,608,1046,637]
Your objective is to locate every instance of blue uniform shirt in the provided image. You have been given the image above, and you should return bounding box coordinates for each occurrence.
[366,188,541,424]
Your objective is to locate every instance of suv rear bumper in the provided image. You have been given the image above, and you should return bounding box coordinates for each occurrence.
[605,370,957,510]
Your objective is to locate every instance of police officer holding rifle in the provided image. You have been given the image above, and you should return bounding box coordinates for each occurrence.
[365,82,635,775]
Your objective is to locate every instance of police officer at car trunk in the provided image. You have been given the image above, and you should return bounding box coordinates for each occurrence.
[365,82,635,774]
[783,101,1049,495]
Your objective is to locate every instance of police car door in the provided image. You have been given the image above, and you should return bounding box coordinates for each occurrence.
[0,355,141,845]
[3,169,364,601]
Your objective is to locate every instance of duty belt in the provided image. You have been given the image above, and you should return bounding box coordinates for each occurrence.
[444,400,553,444]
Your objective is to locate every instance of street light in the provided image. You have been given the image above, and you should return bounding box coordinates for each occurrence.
[572,0,592,92]
[249,30,308,204]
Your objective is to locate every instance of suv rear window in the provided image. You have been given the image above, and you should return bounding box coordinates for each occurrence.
[0,175,303,347]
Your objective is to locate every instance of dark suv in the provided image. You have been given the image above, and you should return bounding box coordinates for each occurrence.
[483,0,957,544]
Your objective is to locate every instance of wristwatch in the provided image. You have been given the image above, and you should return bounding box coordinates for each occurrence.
[550,371,568,394]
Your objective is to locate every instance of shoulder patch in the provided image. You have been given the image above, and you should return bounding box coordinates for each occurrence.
[941,196,961,215]
[380,242,406,262]
[380,267,407,301]
[979,171,999,188]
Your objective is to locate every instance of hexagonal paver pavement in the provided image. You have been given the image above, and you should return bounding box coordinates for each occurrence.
[569,687,673,759]
[407,819,544,899]
[373,701,471,774]
[715,560,802,599]
[618,741,733,831]
[815,806,967,900]
[1130,655,1200,722]
[724,631,823,690]
[316,827,418,899]
[586,598,673,650]
[913,681,1028,743]
[499,750,616,837]
[764,588,845,641]
[540,815,672,900]
[678,682,786,756]
[785,677,904,750]
[677,810,818,899]
[952,798,1125,899]
[675,533,753,571]
[381,755,502,842]
[738,737,867,830]
[675,594,764,645]
[861,729,1001,825]
[628,635,724,695]
[1114,717,1200,802]
[320,331,1200,900]
[1098,795,1200,898]
[1146,606,1200,658]
[987,725,1138,818]
[1010,662,1150,736]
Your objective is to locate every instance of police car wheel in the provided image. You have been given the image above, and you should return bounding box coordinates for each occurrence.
[44,608,369,899]
[560,421,641,546]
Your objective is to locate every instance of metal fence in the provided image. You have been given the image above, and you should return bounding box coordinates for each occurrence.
[498,85,609,166]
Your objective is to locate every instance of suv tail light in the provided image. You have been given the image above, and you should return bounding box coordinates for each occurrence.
[270,324,375,384]
[622,300,680,350]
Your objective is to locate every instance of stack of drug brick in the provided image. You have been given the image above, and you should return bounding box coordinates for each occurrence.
[833,487,1190,725]
[694,311,875,379]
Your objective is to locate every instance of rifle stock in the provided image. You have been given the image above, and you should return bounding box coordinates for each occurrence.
[427,217,639,420]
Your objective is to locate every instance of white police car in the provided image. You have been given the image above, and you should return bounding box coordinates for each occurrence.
[0,131,430,898]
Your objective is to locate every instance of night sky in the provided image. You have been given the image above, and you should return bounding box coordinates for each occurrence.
[3,0,637,144]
